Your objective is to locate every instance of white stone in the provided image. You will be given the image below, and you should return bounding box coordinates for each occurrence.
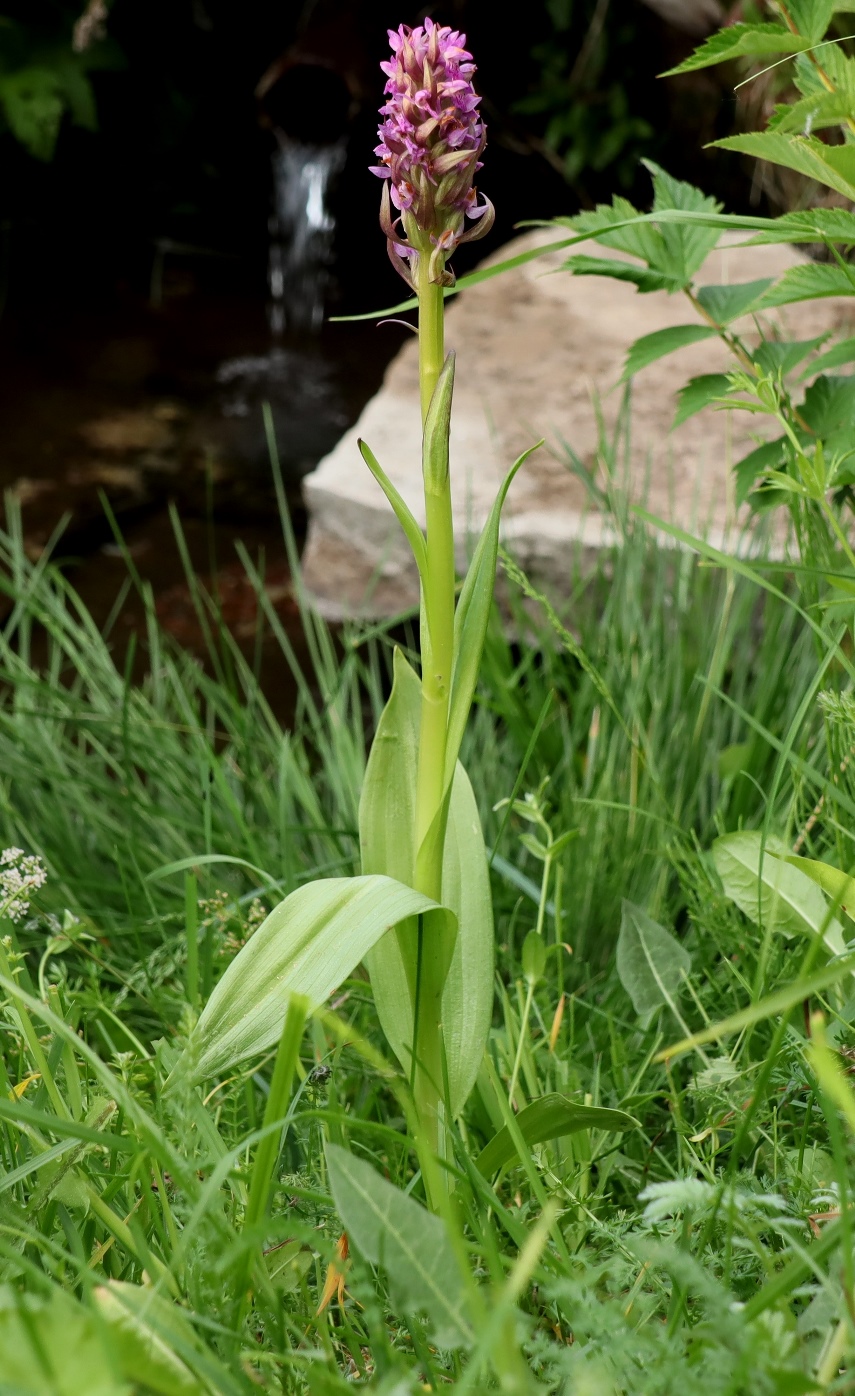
[302,229,854,617]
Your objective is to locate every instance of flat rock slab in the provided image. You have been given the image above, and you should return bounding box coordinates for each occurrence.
[302,230,854,618]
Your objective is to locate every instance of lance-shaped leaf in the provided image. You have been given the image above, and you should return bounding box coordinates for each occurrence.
[475,1095,639,1177]
[444,442,541,792]
[358,438,427,585]
[786,855,855,926]
[326,1143,473,1349]
[423,351,454,494]
[713,832,847,958]
[181,875,455,1080]
[360,651,493,1117]
[617,900,692,1018]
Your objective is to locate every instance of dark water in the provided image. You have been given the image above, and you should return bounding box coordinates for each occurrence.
[0,127,408,683]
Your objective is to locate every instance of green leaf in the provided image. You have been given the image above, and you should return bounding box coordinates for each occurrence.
[747,208,855,246]
[807,335,855,375]
[786,855,855,924]
[521,929,547,983]
[446,442,541,791]
[673,373,731,428]
[182,875,453,1080]
[562,253,685,294]
[769,89,855,135]
[423,350,455,493]
[0,67,64,160]
[0,1289,129,1396]
[661,23,809,78]
[712,831,847,957]
[801,374,855,435]
[325,1143,473,1349]
[358,439,427,584]
[756,260,855,311]
[735,437,788,506]
[716,133,855,203]
[786,0,835,43]
[475,1094,639,1177]
[696,279,773,326]
[755,336,829,377]
[620,324,717,381]
[93,1283,211,1396]
[645,160,724,282]
[360,651,493,1117]
[616,900,692,1017]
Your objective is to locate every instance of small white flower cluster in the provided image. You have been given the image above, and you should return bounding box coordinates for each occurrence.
[0,848,47,923]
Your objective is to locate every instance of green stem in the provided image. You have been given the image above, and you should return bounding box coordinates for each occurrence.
[418,270,445,425]
[412,263,455,1186]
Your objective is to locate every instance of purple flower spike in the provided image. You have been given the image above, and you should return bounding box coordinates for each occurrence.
[372,17,494,289]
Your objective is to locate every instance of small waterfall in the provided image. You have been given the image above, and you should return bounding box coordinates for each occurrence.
[267,134,346,335]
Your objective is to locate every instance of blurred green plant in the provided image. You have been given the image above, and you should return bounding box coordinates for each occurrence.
[0,7,120,161]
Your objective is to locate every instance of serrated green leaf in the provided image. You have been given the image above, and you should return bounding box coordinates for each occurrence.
[620,324,717,381]
[806,335,855,375]
[769,89,855,136]
[747,207,855,246]
[562,254,684,294]
[182,875,454,1080]
[713,831,847,957]
[326,1143,472,1349]
[755,260,855,312]
[696,279,773,325]
[617,900,692,1017]
[717,133,855,203]
[359,650,493,1117]
[801,374,855,435]
[645,160,724,281]
[786,0,835,43]
[755,335,829,377]
[661,23,809,78]
[673,373,731,428]
[475,1095,639,1177]
[786,855,855,924]
[735,437,788,505]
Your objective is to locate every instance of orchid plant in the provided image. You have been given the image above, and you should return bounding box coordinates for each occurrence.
[176,20,538,1200]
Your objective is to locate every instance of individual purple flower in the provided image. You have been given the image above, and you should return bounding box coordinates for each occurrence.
[371,18,494,288]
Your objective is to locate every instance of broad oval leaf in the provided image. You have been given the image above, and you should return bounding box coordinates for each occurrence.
[360,650,493,1117]
[326,1143,472,1349]
[475,1095,639,1177]
[713,831,847,957]
[184,875,452,1080]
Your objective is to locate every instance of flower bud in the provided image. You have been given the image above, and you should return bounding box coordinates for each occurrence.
[370,18,494,288]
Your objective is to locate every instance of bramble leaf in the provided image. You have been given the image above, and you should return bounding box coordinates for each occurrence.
[620,324,717,381]
[673,374,731,428]
[661,24,809,78]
